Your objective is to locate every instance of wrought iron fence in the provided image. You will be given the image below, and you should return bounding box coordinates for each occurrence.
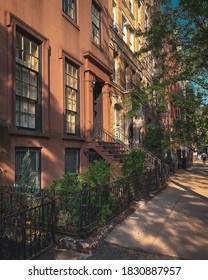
[0,200,55,260]
[41,188,81,236]
[0,161,170,240]
[0,186,41,216]
[79,162,169,237]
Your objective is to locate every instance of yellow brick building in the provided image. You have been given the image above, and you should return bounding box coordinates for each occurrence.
[108,0,155,146]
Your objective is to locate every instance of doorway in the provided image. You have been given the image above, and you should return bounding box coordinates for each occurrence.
[93,81,103,127]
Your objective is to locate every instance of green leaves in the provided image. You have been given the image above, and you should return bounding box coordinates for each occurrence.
[122,149,145,176]
[80,160,112,189]
[138,0,208,90]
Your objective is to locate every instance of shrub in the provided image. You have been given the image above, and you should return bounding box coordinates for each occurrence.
[48,160,122,230]
[49,171,79,191]
[79,160,112,189]
[122,149,145,176]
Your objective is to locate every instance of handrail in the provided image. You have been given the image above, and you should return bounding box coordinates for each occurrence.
[90,123,162,168]
[113,127,132,147]
[138,143,162,167]
[113,127,162,168]
[90,123,131,159]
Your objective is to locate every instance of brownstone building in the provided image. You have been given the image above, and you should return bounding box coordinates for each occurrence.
[0,0,155,188]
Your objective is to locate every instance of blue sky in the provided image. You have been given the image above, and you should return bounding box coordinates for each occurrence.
[172,0,178,5]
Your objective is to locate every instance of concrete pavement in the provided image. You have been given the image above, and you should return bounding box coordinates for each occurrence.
[104,160,208,259]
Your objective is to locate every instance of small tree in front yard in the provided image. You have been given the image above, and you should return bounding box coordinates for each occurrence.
[19,151,37,189]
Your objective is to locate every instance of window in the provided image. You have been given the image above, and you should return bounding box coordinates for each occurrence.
[65,148,80,174]
[122,16,127,43]
[123,64,128,89]
[15,147,41,188]
[65,60,79,135]
[130,32,134,52]
[112,1,118,31]
[16,30,41,130]
[145,13,148,31]
[138,4,141,26]
[137,37,141,51]
[62,0,76,21]
[113,54,118,82]
[114,105,122,140]
[92,3,101,45]
[129,0,133,13]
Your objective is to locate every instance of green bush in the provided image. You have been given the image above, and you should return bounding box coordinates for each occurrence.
[48,160,121,229]
[122,149,145,176]
[49,171,79,191]
[79,160,112,189]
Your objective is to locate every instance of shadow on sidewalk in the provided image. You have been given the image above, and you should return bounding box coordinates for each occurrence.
[170,179,208,202]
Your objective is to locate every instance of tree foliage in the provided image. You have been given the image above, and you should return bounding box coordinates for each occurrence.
[138,0,208,90]
[132,0,208,149]
[19,151,37,188]
[122,149,145,176]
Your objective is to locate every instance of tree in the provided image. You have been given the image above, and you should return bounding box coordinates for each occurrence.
[138,0,208,90]
[19,151,36,188]
[130,0,208,150]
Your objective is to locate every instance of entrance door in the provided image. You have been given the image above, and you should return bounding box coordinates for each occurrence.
[93,81,103,127]
[128,122,133,148]
[114,104,122,140]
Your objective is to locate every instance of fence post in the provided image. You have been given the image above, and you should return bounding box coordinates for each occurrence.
[51,199,56,243]
[127,177,131,207]
[0,187,3,216]
[79,182,88,239]
[21,211,26,259]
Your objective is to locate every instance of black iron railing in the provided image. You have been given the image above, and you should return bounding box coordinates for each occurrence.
[0,161,169,242]
[90,123,131,159]
[79,162,169,237]
[91,123,161,169]
[0,200,55,260]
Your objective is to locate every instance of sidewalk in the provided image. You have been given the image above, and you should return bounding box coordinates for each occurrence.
[103,160,208,259]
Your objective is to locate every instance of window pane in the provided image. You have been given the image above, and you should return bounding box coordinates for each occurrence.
[16,65,21,80]
[16,80,22,96]
[65,149,80,174]
[29,85,37,100]
[92,4,100,45]
[31,56,38,71]
[30,71,37,86]
[29,115,35,128]
[16,97,36,128]
[22,68,29,83]
[63,0,76,20]
[66,111,75,134]
[16,33,23,62]
[28,102,35,114]
[31,41,38,57]
[22,83,29,98]
[24,37,30,54]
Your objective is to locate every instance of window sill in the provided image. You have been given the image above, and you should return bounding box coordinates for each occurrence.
[62,135,85,141]
[62,11,80,31]
[9,127,50,138]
